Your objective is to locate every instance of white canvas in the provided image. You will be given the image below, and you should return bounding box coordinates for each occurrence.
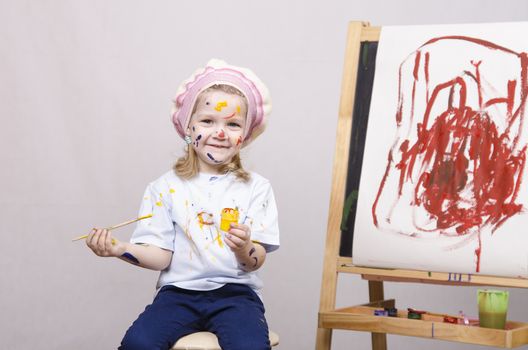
[353,22,528,278]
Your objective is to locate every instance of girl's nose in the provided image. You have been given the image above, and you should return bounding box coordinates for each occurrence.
[217,129,225,138]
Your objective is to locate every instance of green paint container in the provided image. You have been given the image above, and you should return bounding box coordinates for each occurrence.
[477,289,509,329]
[407,311,422,320]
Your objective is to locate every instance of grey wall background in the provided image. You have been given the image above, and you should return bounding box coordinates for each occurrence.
[2,1,528,349]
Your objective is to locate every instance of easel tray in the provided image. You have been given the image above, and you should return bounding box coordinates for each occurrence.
[319,305,528,348]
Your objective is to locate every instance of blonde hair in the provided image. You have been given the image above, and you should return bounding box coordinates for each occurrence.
[173,84,251,182]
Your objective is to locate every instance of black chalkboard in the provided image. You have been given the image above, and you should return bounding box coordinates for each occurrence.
[339,41,378,257]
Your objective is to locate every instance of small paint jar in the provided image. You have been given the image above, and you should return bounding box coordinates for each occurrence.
[443,316,458,324]
[407,308,425,320]
[385,307,398,317]
[220,208,239,232]
[374,309,388,316]
[408,312,422,320]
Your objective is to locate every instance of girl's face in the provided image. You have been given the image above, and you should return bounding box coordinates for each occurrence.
[187,90,247,174]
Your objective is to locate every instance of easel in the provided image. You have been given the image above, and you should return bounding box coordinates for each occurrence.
[316,21,528,350]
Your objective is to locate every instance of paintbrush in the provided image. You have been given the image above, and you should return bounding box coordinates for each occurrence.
[71,214,153,242]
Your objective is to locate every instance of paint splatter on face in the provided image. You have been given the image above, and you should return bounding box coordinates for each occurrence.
[207,153,221,163]
[187,90,247,173]
[194,134,202,147]
[223,111,236,119]
[215,101,228,111]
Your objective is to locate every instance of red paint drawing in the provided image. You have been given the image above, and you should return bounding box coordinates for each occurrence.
[372,36,528,272]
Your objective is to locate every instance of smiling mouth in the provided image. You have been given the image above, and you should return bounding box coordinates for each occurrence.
[207,144,230,149]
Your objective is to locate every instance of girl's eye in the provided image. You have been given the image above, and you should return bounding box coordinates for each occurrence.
[228,122,242,128]
[200,119,213,124]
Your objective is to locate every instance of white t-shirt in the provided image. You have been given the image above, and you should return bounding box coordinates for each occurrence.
[130,170,280,293]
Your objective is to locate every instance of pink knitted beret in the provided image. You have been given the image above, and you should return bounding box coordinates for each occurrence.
[171,59,272,146]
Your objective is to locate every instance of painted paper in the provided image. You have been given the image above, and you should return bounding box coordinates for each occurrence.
[352,22,528,277]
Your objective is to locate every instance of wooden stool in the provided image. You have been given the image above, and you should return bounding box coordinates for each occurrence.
[172,330,279,349]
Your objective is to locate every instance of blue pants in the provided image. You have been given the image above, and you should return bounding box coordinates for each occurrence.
[119,283,270,350]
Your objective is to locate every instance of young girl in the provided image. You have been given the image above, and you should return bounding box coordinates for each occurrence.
[86,59,279,350]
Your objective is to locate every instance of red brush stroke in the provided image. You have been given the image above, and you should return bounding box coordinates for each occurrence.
[372,36,528,272]
[223,111,236,119]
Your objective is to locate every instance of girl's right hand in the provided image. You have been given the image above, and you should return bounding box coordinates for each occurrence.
[86,228,126,258]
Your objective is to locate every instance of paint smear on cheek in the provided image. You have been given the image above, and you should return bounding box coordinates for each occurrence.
[194,134,202,147]
[236,136,242,146]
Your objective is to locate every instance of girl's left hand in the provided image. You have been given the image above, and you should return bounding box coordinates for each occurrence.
[224,223,251,252]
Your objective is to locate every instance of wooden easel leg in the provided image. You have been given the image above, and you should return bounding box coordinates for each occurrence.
[316,327,332,350]
[316,21,371,350]
[369,280,387,350]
